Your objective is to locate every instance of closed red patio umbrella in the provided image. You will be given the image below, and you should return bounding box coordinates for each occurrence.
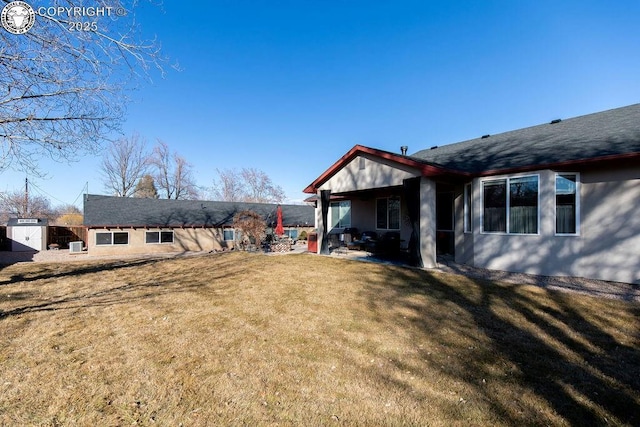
[275,205,285,236]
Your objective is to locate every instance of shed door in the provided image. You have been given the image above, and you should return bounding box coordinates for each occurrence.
[12,226,42,251]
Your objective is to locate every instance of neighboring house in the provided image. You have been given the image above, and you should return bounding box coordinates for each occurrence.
[304,104,640,284]
[83,195,314,256]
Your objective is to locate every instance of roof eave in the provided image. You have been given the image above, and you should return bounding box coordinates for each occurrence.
[303,144,465,194]
[474,152,640,177]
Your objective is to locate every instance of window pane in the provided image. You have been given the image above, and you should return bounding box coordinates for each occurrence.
[376,198,388,229]
[160,231,174,243]
[340,201,351,227]
[223,229,234,241]
[288,229,298,239]
[388,197,401,229]
[330,202,340,228]
[510,176,538,234]
[556,175,576,234]
[96,232,112,245]
[483,180,506,232]
[113,232,129,245]
[146,232,159,244]
[331,201,351,228]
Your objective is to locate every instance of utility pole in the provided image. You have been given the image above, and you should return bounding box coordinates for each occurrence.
[24,177,29,218]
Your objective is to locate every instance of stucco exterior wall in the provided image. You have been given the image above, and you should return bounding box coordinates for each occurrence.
[89,226,314,256]
[464,167,640,284]
[576,166,640,283]
[87,228,231,256]
[420,177,437,268]
[318,154,421,194]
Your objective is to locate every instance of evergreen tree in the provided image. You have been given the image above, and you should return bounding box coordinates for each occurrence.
[134,174,159,199]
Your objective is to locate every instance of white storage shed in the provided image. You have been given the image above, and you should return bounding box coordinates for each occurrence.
[6,218,48,252]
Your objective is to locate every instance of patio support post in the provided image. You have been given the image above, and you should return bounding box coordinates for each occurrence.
[419,177,437,268]
[403,177,423,267]
[319,189,331,254]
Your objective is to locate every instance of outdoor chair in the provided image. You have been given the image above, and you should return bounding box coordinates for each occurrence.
[348,231,377,251]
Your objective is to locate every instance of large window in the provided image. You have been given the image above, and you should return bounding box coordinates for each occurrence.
[482,175,539,234]
[96,231,129,245]
[145,231,174,244]
[556,173,579,235]
[376,196,400,230]
[330,201,351,228]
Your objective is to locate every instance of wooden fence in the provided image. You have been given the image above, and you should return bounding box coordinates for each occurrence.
[47,226,88,249]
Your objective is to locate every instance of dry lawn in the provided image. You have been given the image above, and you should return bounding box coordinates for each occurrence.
[0,252,638,426]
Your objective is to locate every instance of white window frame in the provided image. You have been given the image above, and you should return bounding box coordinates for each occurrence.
[464,182,472,233]
[555,172,580,236]
[95,231,129,246]
[223,229,235,241]
[376,196,401,231]
[145,230,174,244]
[480,173,540,235]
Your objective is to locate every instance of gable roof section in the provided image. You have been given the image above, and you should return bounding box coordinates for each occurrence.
[305,104,640,194]
[303,145,461,194]
[84,195,314,228]
[412,103,640,175]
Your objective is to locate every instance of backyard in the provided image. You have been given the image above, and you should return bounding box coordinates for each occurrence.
[0,252,638,426]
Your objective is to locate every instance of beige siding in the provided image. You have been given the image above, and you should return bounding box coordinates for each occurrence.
[464,166,640,284]
[88,228,233,256]
[319,155,421,193]
[88,226,315,256]
[420,177,437,268]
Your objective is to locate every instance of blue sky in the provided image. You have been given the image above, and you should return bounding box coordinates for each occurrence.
[3,0,640,208]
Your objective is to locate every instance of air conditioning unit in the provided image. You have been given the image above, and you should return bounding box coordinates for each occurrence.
[69,241,83,254]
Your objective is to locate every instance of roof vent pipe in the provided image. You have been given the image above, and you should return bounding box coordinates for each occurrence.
[400,146,408,156]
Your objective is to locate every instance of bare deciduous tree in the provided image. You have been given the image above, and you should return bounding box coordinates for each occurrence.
[232,210,266,250]
[0,1,168,175]
[211,168,245,202]
[100,133,149,197]
[0,190,54,222]
[151,140,199,200]
[240,168,286,203]
[211,168,285,203]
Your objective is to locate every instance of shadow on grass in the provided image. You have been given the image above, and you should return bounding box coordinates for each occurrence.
[0,253,245,320]
[362,266,640,426]
[0,258,163,287]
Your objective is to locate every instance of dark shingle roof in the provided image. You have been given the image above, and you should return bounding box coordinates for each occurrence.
[6,218,49,227]
[84,195,314,228]
[411,104,640,174]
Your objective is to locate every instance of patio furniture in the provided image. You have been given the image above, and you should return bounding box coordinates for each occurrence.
[347,231,377,251]
[365,231,401,259]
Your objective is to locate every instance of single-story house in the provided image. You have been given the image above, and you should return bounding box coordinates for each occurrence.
[304,104,640,284]
[83,195,314,256]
